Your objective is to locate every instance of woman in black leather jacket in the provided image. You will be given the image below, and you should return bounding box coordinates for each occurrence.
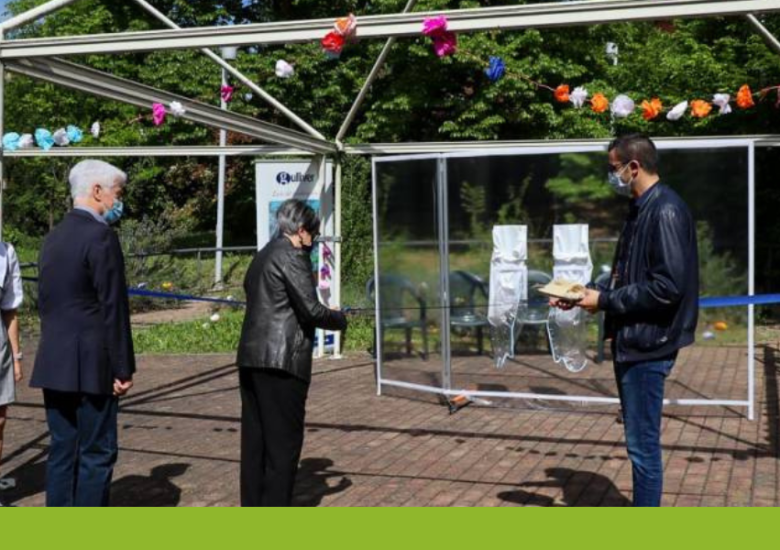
[237,199,347,507]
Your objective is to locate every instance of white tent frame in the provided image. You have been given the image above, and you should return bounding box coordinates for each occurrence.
[0,0,778,376]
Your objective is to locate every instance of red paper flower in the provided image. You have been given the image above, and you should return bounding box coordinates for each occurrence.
[554,84,570,103]
[321,31,346,56]
[736,84,755,109]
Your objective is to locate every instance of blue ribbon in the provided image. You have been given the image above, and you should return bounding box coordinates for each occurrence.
[19,276,780,310]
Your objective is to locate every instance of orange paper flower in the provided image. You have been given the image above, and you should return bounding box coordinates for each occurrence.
[736,84,755,109]
[590,93,609,113]
[641,98,663,120]
[554,84,570,103]
[690,99,712,118]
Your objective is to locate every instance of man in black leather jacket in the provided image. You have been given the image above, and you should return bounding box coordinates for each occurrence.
[553,134,698,506]
[237,199,347,506]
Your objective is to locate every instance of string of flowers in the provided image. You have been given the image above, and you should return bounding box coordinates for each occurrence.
[421,16,779,121]
[2,124,93,151]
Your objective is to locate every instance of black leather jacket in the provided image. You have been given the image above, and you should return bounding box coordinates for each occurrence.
[598,183,699,363]
[237,237,347,381]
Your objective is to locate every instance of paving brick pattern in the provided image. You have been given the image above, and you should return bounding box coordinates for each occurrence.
[1,344,777,506]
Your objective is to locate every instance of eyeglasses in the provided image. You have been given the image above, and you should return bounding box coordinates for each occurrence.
[607,163,624,174]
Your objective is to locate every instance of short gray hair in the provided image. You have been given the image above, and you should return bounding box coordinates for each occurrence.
[69,160,127,199]
[276,199,320,237]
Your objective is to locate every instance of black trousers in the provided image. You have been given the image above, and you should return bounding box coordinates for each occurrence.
[239,367,309,507]
[43,390,118,507]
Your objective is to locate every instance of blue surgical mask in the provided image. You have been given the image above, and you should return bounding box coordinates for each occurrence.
[103,199,124,224]
[608,164,633,197]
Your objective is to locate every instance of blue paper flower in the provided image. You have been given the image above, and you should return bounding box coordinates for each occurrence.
[35,128,55,151]
[485,56,506,83]
[2,132,21,152]
[66,125,84,143]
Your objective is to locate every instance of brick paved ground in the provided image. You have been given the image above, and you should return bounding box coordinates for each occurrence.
[1,342,777,506]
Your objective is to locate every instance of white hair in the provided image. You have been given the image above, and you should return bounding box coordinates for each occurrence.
[69,160,127,199]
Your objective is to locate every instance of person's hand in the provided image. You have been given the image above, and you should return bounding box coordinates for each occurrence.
[578,289,601,315]
[549,297,576,311]
[13,361,23,383]
[113,378,133,397]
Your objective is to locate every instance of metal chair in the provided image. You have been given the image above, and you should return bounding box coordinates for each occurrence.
[367,275,429,360]
[449,270,490,355]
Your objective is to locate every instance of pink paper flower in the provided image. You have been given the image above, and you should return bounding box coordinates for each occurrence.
[432,32,457,57]
[423,16,448,37]
[152,103,167,126]
[221,85,234,103]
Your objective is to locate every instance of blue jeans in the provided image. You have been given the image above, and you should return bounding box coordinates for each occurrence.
[43,390,119,507]
[613,358,675,507]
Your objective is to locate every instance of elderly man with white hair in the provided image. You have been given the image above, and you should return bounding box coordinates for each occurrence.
[30,160,135,507]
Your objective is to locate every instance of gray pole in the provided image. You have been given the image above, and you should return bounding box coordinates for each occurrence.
[215,55,232,288]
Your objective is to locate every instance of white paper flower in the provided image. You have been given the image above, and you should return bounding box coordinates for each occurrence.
[91,121,101,138]
[170,101,187,117]
[275,60,295,79]
[18,133,35,148]
[244,93,254,102]
[666,101,689,121]
[210,313,221,323]
[611,94,635,118]
[569,86,588,109]
[52,128,70,146]
[712,93,732,115]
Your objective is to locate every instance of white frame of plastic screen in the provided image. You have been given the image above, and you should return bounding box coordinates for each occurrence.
[372,138,757,420]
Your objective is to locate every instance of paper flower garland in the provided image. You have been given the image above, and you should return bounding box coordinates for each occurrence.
[322,32,346,59]
[169,101,187,117]
[590,93,609,113]
[554,84,570,103]
[35,128,54,151]
[66,125,83,143]
[422,16,457,58]
[569,87,588,109]
[334,14,357,39]
[53,128,70,146]
[690,99,712,118]
[485,56,505,83]
[221,85,234,103]
[712,94,731,115]
[736,85,755,109]
[321,13,357,59]
[275,60,295,79]
[152,103,167,126]
[611,95,636,118]
[5,128,83,150]
[2,132,21,151]
[666,101,688,121]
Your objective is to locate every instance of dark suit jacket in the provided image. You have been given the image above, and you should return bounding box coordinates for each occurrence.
[31,209,135,395]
